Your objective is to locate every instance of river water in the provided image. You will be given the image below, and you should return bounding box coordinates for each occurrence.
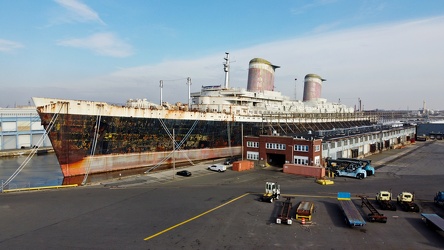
[0,153,143,189]
[0,153,63,189]
[0,153,172,189]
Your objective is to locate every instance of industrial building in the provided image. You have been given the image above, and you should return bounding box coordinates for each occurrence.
[0,107,51,150]
[320,124,416,160]
[243,135,322,167]
[243,124,416,168]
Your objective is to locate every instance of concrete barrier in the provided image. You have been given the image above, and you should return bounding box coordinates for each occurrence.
[283,164,325,178]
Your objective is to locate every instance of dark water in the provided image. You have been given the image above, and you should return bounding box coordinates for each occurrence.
[0,153,143,189]
[0,153,63,189]
[0,153,176,189]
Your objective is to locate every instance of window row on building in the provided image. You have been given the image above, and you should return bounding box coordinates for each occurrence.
[265,143,286,150]
[247,141,321,153]
[246,141,259,148]
[246,151,259,160]
[245,154,319,166]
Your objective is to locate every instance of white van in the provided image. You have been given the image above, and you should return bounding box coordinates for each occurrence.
[208,164,227,172]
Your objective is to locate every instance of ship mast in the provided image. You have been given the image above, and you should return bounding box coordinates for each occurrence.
[159,80,163,105]
[187,77,192,107]
[224,52,230,88]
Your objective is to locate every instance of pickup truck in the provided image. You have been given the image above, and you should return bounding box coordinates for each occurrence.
[208,164,227,172]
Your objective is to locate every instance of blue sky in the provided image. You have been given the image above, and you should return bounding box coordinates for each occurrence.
[1,0,444,110]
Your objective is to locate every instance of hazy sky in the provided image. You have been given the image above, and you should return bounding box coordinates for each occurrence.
[1,0,444,110]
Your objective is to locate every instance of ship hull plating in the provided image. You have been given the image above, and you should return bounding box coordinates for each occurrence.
[39,113,248,177]
[38,110,373,177]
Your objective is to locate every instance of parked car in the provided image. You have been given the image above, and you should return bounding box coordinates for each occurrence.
[176,170,192,177]
[208,164,227,172]
[224,157,239,165]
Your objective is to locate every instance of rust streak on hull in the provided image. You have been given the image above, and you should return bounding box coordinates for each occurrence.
[61,147,242,177]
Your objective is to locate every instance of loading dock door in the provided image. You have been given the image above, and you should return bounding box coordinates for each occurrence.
[267,153,286,167]
[351,149,359,158]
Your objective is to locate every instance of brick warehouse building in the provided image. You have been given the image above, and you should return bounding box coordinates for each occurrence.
[243,135,322,168]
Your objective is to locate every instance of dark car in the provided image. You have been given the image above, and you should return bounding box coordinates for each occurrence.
[176,170,192,177]
[224,157,239,165]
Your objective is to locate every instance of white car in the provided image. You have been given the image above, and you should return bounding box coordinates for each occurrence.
[208,164,227,172]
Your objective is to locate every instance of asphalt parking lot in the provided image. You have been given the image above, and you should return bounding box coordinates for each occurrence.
[1,141,444,249]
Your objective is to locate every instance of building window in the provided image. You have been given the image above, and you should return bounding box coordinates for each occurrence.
[315,145,320,152]
[247,141,259,148]
[314,156,320,166]
[294,145,309,152]
[246,151,259,160]
[322,143,328,150]
[266,143,286,150]
[294,156,308,165]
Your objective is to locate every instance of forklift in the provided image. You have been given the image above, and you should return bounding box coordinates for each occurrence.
[261,182,280,203]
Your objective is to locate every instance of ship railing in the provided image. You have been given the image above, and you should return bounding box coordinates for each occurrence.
[258,112,376,122]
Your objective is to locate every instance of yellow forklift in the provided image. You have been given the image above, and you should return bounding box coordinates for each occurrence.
[261,182,280,203]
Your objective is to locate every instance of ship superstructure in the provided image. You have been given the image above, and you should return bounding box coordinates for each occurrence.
[33,53,375,178]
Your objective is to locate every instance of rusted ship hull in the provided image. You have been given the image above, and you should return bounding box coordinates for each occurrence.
[38,112,247,177]
[36,108,373,177]
[59,147,242,177]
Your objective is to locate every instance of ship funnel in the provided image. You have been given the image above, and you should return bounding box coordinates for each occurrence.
[247,58,280,92]
[302,74,325,102]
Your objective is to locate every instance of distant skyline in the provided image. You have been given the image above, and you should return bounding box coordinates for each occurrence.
[1,0,444,110]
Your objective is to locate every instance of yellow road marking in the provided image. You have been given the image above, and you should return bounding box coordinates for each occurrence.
[143,192,250,241]
[252,193,367,200]
[282,194,339,199]
[248,193,339,199]
[2,184,78,193]
[287,194,373,200]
